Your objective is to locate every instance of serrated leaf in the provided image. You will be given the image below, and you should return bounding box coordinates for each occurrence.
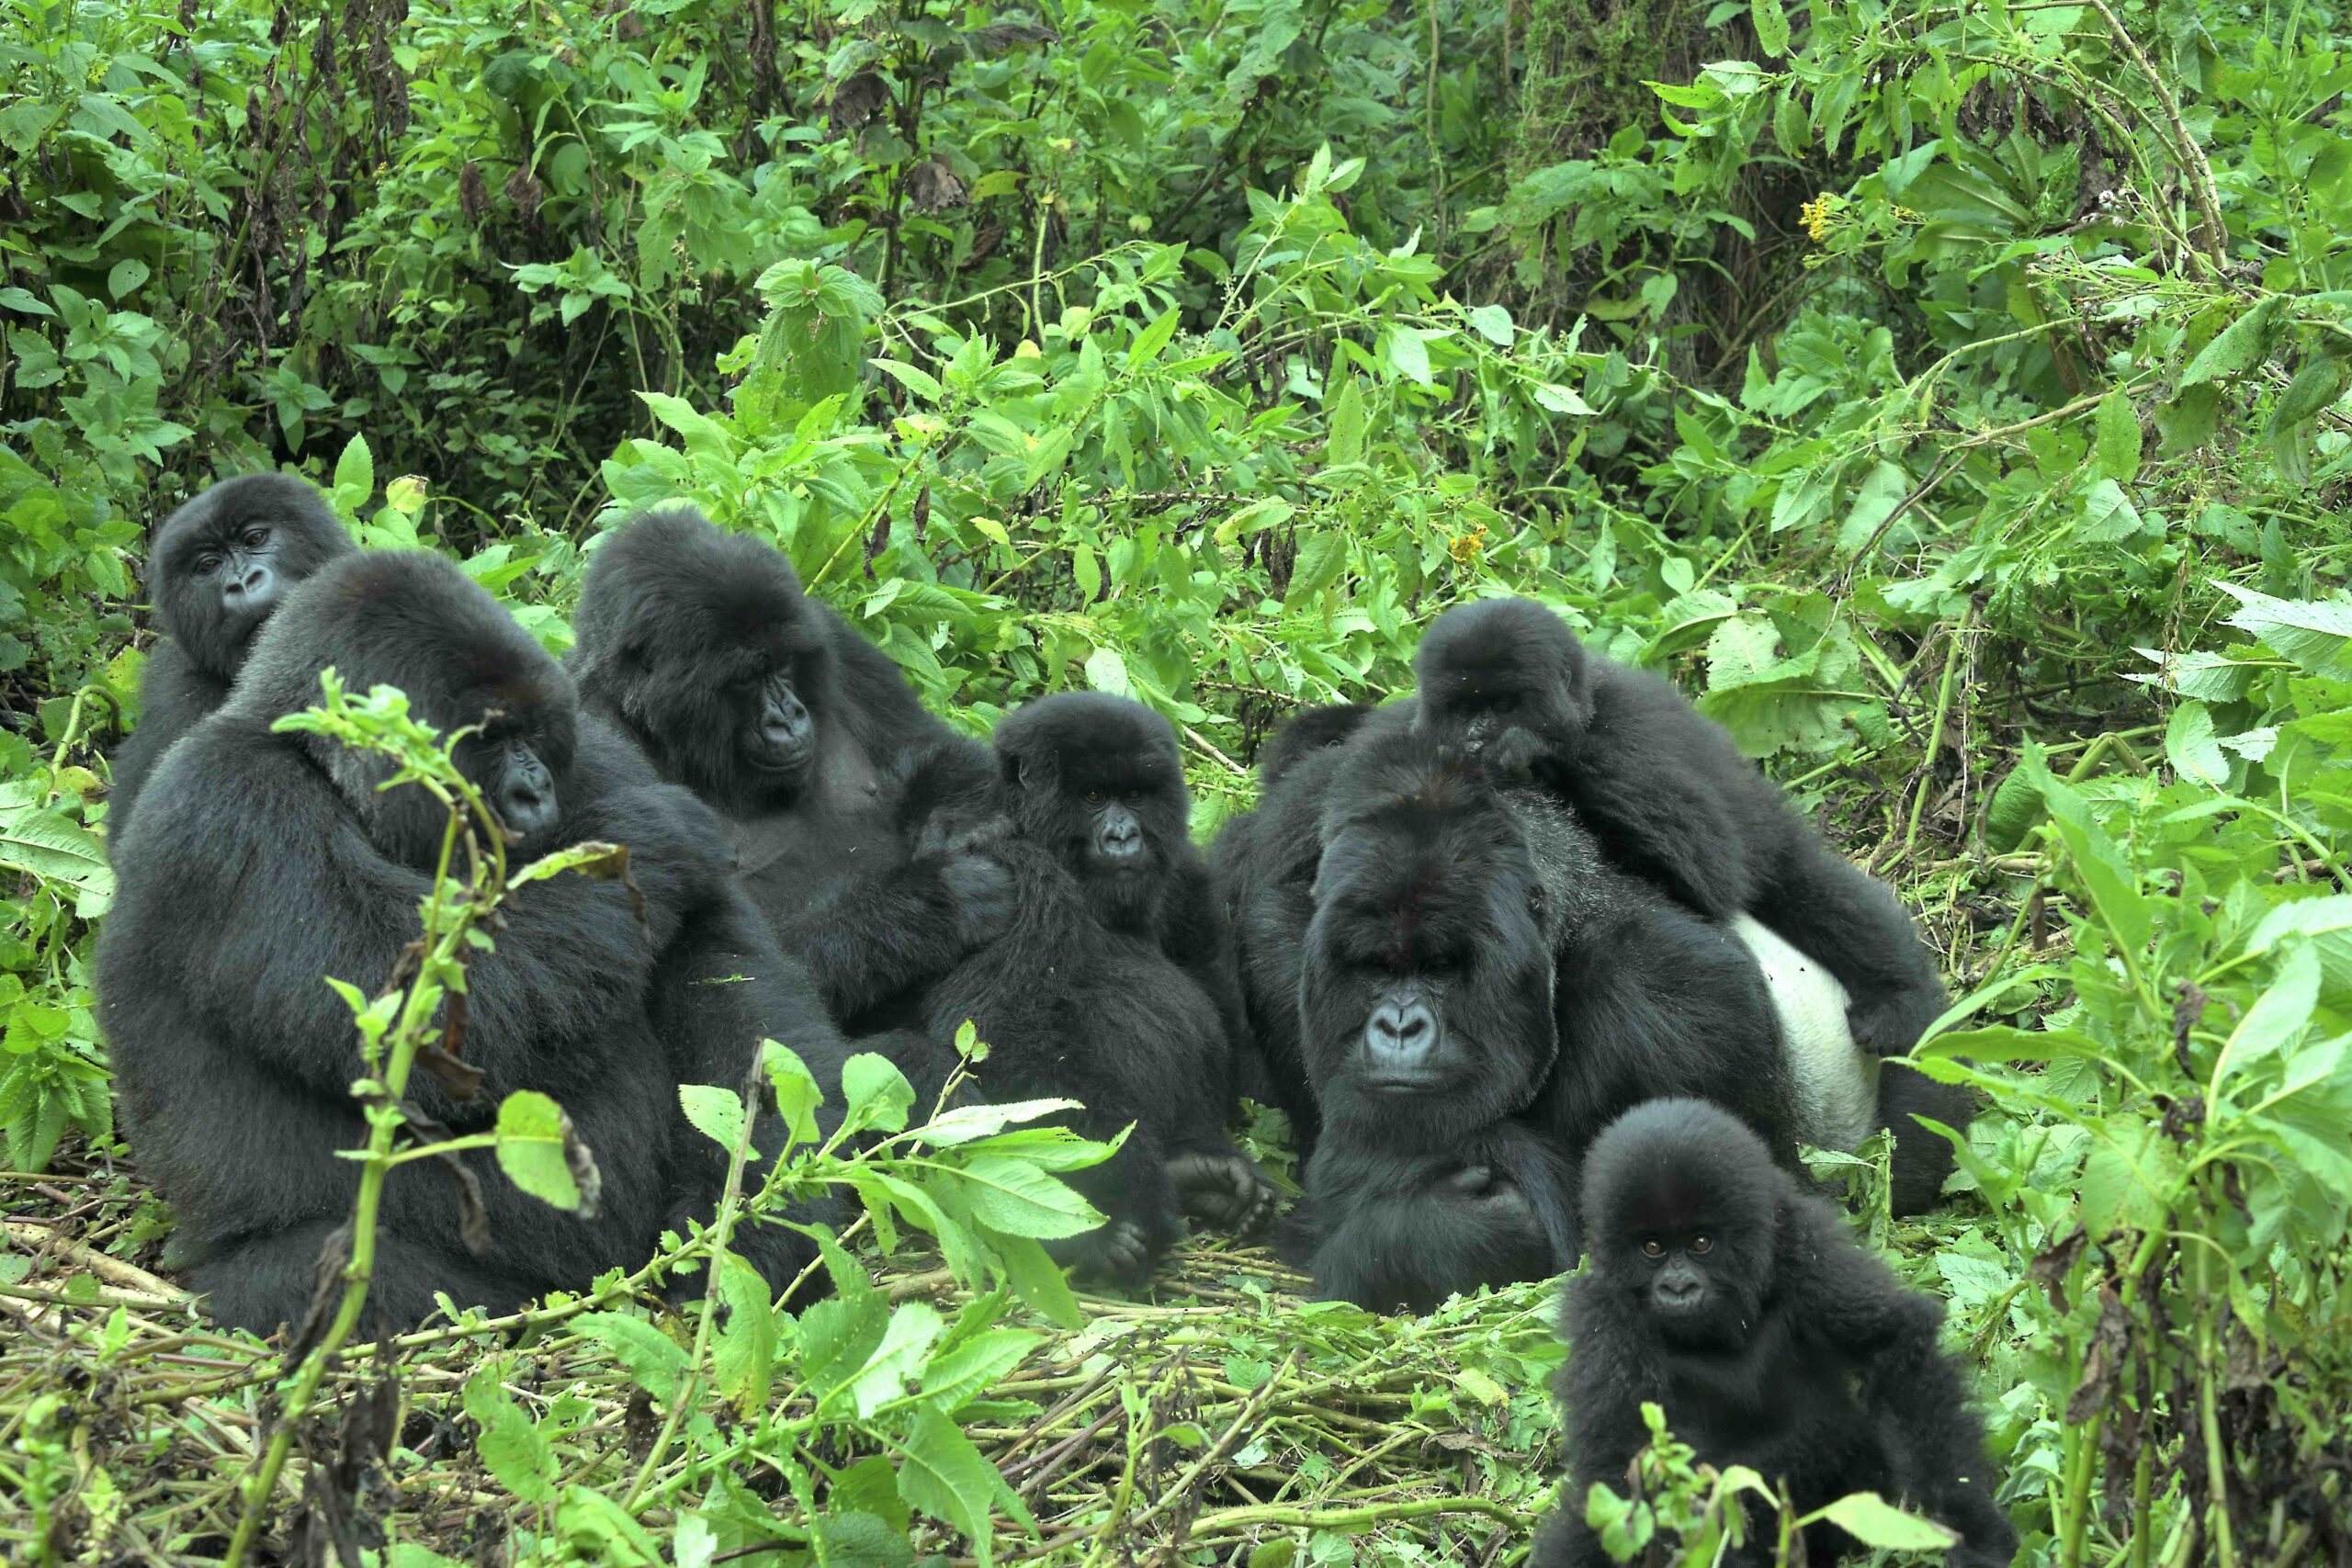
[871,357,944,403]
[576,1312,690,1402]
[1283,527,1349,606]
[914,1098,1085,1146]
[954,1153,1102,1237]
[2095,389,2142,481]
[1465,303,1514,345]
[2220,944,2319,1081]
[2272,352,2349,431]
[2216,582,2352,676]
[1386,326,1432,387]
[464,1374,559,1506]
[2164,701,2228,789]
[765,1042,824,1149]
[842,1051,915,1134]
[921,1326,1040,1413]
[1126,306,1180,370]
[1326,374,1366,468]
[679,1083,752,1156]
[709,1250,778,1413]
[896,1404,1007,1563]
[2077,478,2144,542]
[2179,295,2285,388]
[334,434,375,512]
[1752,0,1792,55]
[1084,647,1130,695]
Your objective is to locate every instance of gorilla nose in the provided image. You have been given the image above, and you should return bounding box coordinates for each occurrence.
[1657,1275,1702,1307]
[763,695,811,749]
[497,776,558,841]
[1363,995,1438,1065]
[225,562,275,601]
[1099,814,1143,860]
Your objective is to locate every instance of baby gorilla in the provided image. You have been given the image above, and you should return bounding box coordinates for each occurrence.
[910,695,1271,1283]
[1537,1098,2016,1568]
[1408,597,1974,1212]
[108,473,357,834]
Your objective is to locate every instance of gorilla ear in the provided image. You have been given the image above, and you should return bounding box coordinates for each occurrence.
[1000,750,1029,792]
[1526,881,1549,924]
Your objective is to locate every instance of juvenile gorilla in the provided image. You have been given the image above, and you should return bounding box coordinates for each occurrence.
[108,473,357,834]
[907,696,1272,1284]
[1536,1098,2016,1568]
[1272,728,1803,1312]
[570,508,1009,1039]
[1407,597,1974,1211]
[98,552,853,1335]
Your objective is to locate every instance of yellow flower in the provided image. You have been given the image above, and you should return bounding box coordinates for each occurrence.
[1448,525,1488,564]
[1800,192,1844,243]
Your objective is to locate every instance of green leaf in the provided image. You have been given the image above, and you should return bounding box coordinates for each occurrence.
[463,1371,559,1506]
[576,1312,690,1403]
[1071,540,1101,603]
[1084,646,1130,696]
[1807,1493,1961,1551]
[921,1326,1040,1413]
[2164,701,2229,789]
[494,1089,596,1213]
[1325,374,1366,468]
[842,1051,916,1134]
[2218,944,2320,1082]
[896,1404,1008,1563]
[333,434,375,515]
[2179,295,2285,388]
[1465,304,1514,346]
[1283,527,1350,606]
[2095,389,2142,481]
[989,1233,1084,1327]
[0,787,113,915]
[914,1098,1084,1147]
[2215,582,2352,677]
[1126,306,1180,371]
[2272,351,2349,431]
[1751,0,1792,56]
[709,1251,778,1414]
[871,357,944,403]
[954,1153,1102,1237]
[678,1083,752,1156]
[765,1043,824,1149]
[2077,478,2145,542]
[1385,326,1432,387]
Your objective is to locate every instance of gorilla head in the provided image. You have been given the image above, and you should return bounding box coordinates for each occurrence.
[572,508,831,814]
[235,552,576,865]
[1411,597,1592,775]
[151,473,356,680]
[994,692,1191,932]
[1580,1097,1778,1353]
[1301,731,1560,1143]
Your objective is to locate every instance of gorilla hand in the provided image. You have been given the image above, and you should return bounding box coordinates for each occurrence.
[942,852,1016,950]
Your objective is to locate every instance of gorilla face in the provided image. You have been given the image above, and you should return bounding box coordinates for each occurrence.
[152,473,355,679]
[572,509,833,815]
[1582,1098,1780,1352]
[1301,749,1559,1143]
[1410,597,1595,774]
[238,552,580,868]
[997,692,1191,932]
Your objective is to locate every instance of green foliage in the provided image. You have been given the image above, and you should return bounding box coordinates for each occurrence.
[3,0,2352,1560]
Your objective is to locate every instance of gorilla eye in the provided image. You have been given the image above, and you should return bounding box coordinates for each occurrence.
[242,527,268,547]
[1638,1238,1665,1258]
[1085,790,1102,807]
[1690,1234,1713,1255]
[195,553,221,575]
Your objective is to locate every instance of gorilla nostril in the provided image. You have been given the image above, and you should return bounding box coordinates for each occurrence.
[1364,996,1439,1064]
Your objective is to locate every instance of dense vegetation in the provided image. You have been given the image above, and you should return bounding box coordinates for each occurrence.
[2,0,2348,1561]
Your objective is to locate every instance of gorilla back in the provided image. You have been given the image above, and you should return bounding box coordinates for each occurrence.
[98,551,791,1334]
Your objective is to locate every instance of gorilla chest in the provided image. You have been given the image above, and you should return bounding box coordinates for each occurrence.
[731,801,902,908]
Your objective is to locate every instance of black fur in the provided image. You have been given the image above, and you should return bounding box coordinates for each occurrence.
[1534,1098,2015,1568]
[1408,596,1974,1212]
[1257,727,1800,1310]
[570,508,1009,1040]
[911,695,1272,1284]
[96,551,852,1335]
[108,474,356,834]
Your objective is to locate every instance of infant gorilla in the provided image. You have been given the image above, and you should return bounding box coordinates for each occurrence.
[904,694,1270,1284]
[1539,1099,2015,1568]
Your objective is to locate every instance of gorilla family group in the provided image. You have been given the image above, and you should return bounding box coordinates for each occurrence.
[95,474,2017,1566]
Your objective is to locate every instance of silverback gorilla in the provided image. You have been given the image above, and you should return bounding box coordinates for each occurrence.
[569,508,1010,1042]
[108,473,356,833]
[902,695,1270,1282]
[1537,1099,2016,1568]
[1261,722,1804,1311]
[98,552,854,1334]
[1404,596,1975,1212]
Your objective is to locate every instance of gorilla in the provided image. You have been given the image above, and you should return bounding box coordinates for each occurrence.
[1535,1098,2016,1568]
[569,508,1009,1040]
[1406,597,1975,1211]
[901,696,1272,1284]
[108,473,357,834]
[97,551,855,1335]
[1272,727,1802,1310]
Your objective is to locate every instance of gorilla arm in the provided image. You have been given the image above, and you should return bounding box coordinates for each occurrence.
[107,640,227,837]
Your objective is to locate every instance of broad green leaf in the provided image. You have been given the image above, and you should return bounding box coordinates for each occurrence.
[494,1090,595,1213]
[333,434,375,514]
[2215,582,2352,677]
[1284,527,1350,605]
[1808,1493,1960,1551]
[2272,352,2348,430]
[2164,701,2229,788]
[896,1405,1007,1564]
[921,1326,1040,1413]
[954,1153,1102,1237]
[2179,295,2285,387]
[847,1301,944,1416]
[1465,304,1514,345]
[1326,374,1366,468]
[2217,944,2320,1083]
[2095,389,2142,481]
[1084,646,1130,696]
[842,1051,916,1134]
[1126,306,1180,370]
[709,1251,778,1413]
[764,1043,824,1149]
[871,357,944,403]
[2078,478,2145,542]
[913,1097,1085,1147]
[678,1083,752,1156]
[576,1312,690,1403]
[1752,0,1792,55]
[1385,326,1432,387]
